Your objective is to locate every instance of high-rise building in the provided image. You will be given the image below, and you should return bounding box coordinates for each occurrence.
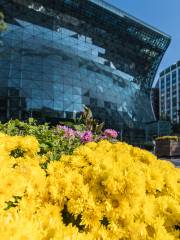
[159,61,180,123]
[0,0,170,143]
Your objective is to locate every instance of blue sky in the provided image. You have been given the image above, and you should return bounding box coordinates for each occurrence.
[107,0,180,85]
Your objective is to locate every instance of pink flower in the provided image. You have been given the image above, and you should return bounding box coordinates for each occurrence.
[57,125,75,138]
[81,131,93,143]
[104,129,118,138]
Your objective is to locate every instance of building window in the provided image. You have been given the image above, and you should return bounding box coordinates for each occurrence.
[172,90,177,96]
[166,74,170,86]
[172,71,176,85]
[178,69,180,82]
[160,77,165,88]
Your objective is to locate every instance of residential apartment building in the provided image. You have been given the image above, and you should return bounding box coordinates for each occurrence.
[159,61,180,123]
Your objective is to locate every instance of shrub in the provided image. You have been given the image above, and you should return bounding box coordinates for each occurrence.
[0,119,81,163]
[0,134,179,239]
[156,136,180,142]
[0,111,118,164]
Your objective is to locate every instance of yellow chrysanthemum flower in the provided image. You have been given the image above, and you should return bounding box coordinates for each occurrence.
[0,135,179,239]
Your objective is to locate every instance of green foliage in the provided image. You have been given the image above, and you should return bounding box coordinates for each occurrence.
[10,148,25,158]
[0,107,115,164]
[0,119,81,162]
[61,205,84,231]
[4,196,22,210]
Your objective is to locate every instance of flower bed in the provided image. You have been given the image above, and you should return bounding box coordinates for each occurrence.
[0,118,118,164]
[0,134,179,239]
[156,136,180,158]
[156,136,180,142]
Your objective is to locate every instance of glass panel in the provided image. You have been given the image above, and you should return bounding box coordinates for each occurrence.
[0,0,170,143]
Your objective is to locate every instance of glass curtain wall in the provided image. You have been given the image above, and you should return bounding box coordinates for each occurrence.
[0,0,171,143]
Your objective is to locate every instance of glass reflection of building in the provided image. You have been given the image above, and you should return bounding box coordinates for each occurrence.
[0,0,170,143]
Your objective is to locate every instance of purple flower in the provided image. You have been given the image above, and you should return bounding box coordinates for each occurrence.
[81,131,93,143]
[104,129,118,138]
[57,125,75,138]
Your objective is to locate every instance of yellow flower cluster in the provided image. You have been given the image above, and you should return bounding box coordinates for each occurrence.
[156,136,180,141]
[0,134,179,240]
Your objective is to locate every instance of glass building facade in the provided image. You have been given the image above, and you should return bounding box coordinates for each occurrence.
[159,61,180,124]
[0,0,170,143]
